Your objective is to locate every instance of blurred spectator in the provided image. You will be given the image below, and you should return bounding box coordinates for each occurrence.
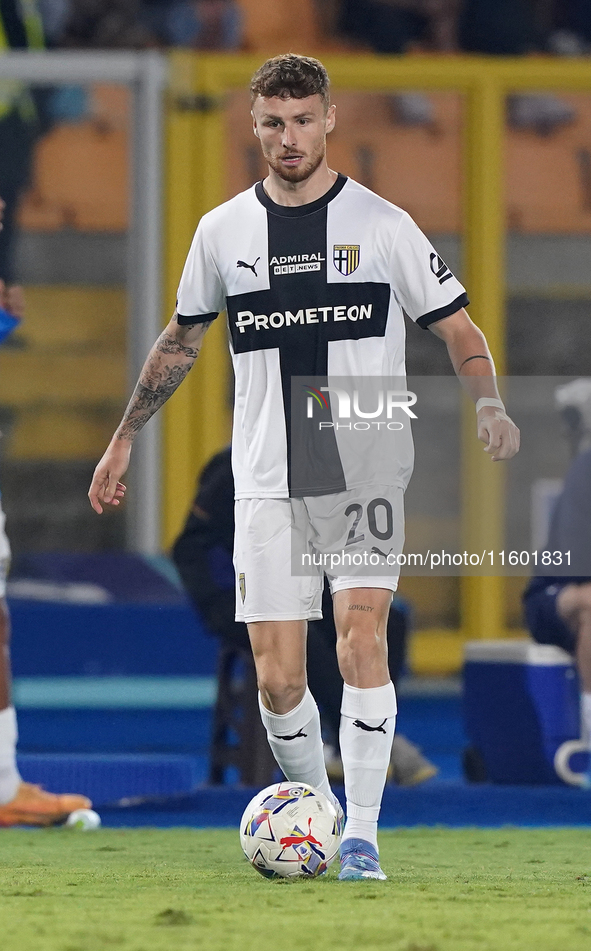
[140,0,243,49]
[339,0,461,53]
[0,0,47,284]
[173,448,438,787]
[60,0,152,48]
[459,0,545,54]
[38,0,71,45]
[550,0,591,54]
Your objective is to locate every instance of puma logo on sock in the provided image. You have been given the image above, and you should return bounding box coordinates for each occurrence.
[352,718,387,734]
[272,729,308,741]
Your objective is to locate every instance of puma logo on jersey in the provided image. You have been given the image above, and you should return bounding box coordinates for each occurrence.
[235,303,373,333]
[352,718,388,734]
[237,257,260,277]
[272,729,308,741]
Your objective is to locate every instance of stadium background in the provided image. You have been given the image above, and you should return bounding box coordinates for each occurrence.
[1,0,591,810]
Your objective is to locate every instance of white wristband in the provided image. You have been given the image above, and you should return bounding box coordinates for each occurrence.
[476,397,505,414]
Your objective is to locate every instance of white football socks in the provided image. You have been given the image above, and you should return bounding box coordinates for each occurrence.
[340,682,397,851]
[258,687,333,800]
[0,706,20,805]
[581,693,591,744]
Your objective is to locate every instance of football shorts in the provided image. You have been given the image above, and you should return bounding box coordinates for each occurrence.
[0,501,10,599]
[523,581,577,655]
[234,485,404,623]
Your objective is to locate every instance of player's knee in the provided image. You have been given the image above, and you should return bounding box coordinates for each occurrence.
[337,625,387,674]
[257,668,306,713]
[338,620,381,652]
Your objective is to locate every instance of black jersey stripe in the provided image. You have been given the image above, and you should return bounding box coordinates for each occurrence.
[268,202,345,495]
[416,293,470,329]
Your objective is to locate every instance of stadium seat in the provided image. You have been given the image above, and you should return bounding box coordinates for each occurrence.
[18,82,130,233]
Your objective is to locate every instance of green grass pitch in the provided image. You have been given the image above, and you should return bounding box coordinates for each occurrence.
[1,826,591,951]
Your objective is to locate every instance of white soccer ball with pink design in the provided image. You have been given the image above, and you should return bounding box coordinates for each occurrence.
[239,781,343,879]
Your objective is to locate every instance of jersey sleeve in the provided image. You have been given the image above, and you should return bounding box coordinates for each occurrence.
[176,219,225,325]
[390,212,469,329]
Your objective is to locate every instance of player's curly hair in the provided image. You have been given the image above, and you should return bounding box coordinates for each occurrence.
[250,54,330,108]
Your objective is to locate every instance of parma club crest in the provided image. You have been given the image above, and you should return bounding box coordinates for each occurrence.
[333,245,360,276]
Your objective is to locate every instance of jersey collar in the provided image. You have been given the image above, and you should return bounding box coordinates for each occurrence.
[255,172,347,217]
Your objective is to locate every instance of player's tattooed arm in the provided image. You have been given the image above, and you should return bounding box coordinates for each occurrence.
[88,313,214,513]
[115,313,213,442]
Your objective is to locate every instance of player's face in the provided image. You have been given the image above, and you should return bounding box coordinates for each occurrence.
[252,95,335,183]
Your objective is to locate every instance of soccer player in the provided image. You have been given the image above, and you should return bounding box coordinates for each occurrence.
[0,205,92,824]
[88,54,519,879]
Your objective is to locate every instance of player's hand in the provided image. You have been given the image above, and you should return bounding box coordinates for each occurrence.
[477,408,520,461]
[88,440,130,514]
[0,279,25,319]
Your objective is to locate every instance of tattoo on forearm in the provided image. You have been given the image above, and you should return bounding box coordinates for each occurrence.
[348,604,374,612]
[458,354,491,372]
[155,331,200,360]
[115,324,208,441]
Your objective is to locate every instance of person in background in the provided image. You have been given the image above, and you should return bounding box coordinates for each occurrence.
[0,199,92,825]
[550,0,591,54]
[59,0,152,48]
[338,0,461,54]
[140,0,243,50]
[0,0,46,284]
[523,379,591,760]
[172,447,438,787]
[37,0,71,45]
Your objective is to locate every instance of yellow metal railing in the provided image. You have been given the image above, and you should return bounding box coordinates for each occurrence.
[163,52,591,643]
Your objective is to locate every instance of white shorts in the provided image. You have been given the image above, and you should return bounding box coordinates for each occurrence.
[0,501,10,599]
[234,486,404,623]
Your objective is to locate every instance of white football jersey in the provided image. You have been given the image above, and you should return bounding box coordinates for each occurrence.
[177,175,468,499]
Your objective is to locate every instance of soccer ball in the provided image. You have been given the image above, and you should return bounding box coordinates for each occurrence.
[240,781,343,879]
[65,808,101,830]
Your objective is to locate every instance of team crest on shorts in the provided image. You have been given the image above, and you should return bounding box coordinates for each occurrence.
[239,572,246,603]
[333,245,360,276]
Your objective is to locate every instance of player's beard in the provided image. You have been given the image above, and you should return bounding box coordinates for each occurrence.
[263,139,326,184]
